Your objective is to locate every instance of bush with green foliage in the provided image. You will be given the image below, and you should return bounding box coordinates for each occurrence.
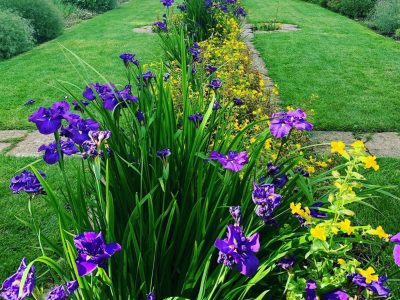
[63,0,117,13]
[339,0,376,18]
[0,0,63,43]
[369,0,400,34]
[0,10,35,59]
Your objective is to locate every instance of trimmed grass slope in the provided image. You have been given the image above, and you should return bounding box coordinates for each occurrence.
[0,0,163,130]
[243,0,400,132]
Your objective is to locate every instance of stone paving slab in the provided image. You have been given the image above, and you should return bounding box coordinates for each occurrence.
[8,132,53,157]
[133,25,155,34]
[0,142,11,152]
[0,130,28,141]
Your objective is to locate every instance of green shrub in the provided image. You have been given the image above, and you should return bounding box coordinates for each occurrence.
[0,0,64,43]
[326,0,342,12]
[0,10,35,59]
[369,0,400,34]
[339,0,376,18]
[63,0,117,12]
[395,28,400,39]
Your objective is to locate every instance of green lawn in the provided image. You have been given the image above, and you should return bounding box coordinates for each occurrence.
[242,0,400,132]
[0,0,163,130]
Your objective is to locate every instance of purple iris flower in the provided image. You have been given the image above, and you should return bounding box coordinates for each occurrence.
[146,292,156,300]
[188,43,201,62]
[157,148,171,159]
[272,175,288,188]
[206,65,218,74]
[226,0,237,4]
[188,112,204,127]
[177,4,187,11]
[138,71,155,84]
[208,78,222,90]
[391,232,400,266]
[160,0,174,6]
[215,225,260,276]
[204,0,213,9]
[229,206,242,226]
[212,101,221,110]
[321,289,348,300]
[38,139,79,164]
[29,101,74,135]
[276,257,295,270]
[61,118,100,145]
[219,4,228,13]
[234,6,246,17]
[46,281,78,300]
[1,258,35,300]
[83,85,96,101]
[305,280,317,300]
[309,202,328,219]
[10,170,45,195]
[209,150,249,172]
[267,162,280,176]
[153,20,167,31]
[82,131,111,159]
[119,53,139,67]
[136,110,145,123]
[294,166,310,177]
[252,183,282,222]
[74,231,121,276]
[269,108,313,139]
[349,273,390,297]
[233,97,244,106]
[24,99,35,106]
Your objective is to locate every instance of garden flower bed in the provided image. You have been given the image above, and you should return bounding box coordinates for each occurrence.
[2,0,399,299]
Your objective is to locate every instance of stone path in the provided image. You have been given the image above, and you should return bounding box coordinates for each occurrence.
[0,130,52,157]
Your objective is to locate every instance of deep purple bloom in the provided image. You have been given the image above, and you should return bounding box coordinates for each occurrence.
[219,4,228,13]
[153,21,167,31]
[46,281,78,300]
[72,100,89,112]
[136,110,145,123]
[321,289,348,300]
[229,206,242,226]
[189,43,201,62]
[138,71,155,84]
[267,162,280,176]
[234,6,246,17]
[74,232,121,276]
[212,101,221,110]
[61,118,100,145]
[24,99,35,106]
[177,4,187,11]
[191,64,197,75]
[119,53,139,67]
[276,257,295,270]
[309,202,328,219]
[305,280,317,300]
[10,170,45,195]
[29,101,73,135]
[82,85,96,101]
[204,0,213,9]
[233,97,244,106]
[226,0,237,4]
[272,175,288,188]
[206,65,217,74]
[391,232,400,266]
[215,225,260,276]
[160,0,174,6]
[252,183,282,222]
[207,78,222,90]
[146,292,156,300]
[81,131,111,160]
[349,273,390,297]
[157,148,171,159]
[38,139,79,164]
[209,150,248,172]
[188,112,204,127]
[269,108,313,138]
[1,258,35,300]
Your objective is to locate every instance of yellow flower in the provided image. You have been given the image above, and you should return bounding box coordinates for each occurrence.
[358,267,379,284]
[290,202,302,215]
[307,166,315,174]
[264,138,272,150]
[250,137,256,144]
[311,224,327,241]
[363,156,379,171]
[368,226,389,240]
[331,141,349,159]
[351,140,365,150]
[338,219,354,235]
[290,202,311,221]
[337,258,346,265]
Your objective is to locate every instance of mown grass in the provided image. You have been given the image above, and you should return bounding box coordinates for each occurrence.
[0,0,163,130]
[243,0,400,131]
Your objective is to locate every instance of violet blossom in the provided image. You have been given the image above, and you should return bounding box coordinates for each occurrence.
[10,170,45,195]
[46,281,79,300]
[269,108,313,139]
[1,258,35,300]
[209,150,248,172]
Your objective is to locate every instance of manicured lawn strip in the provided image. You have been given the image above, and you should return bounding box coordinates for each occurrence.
[0,0,163,130]
[242,0,400,131]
